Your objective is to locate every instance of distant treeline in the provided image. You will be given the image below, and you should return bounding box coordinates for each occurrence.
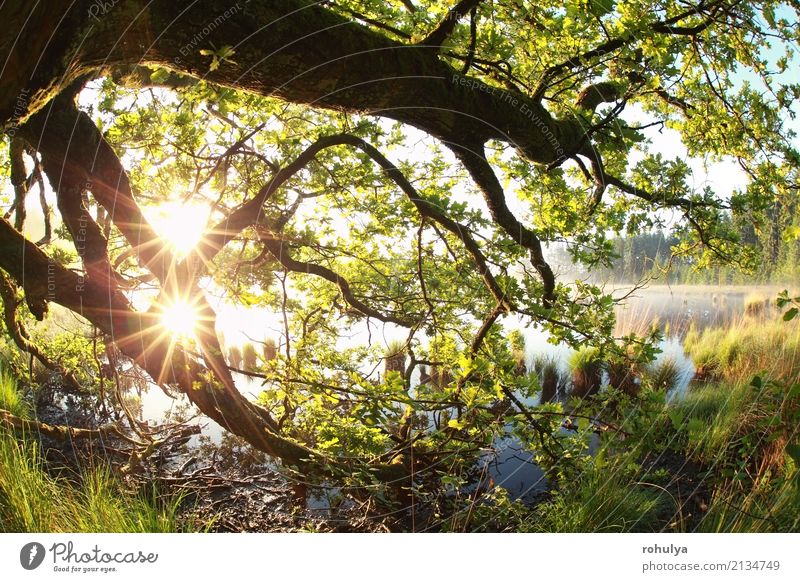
[557,216,800,285]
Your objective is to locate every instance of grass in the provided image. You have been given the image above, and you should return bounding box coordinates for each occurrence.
[0,433,190,532]
[228,345,243,369]
[523,314,800,533]
[670,382,750,461]
[684,317,800,384]
[744,293,770,317]
[607,356,639,396]
[645,357,680,392]
[0,368,192,533]
[697,475,800,532]
[0,364,31,418]
[525,447,673,532]
[384,339,406,376]
[569,347,603,398]
[532,355,567,403]
[670,380,800,532]
[262,337,278,361]
[242,342,258,372]
[665,314,800,530]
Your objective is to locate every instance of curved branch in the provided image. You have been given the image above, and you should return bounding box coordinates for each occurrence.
[334,134,513,311]
[450,143,556,308]
[0,216,321,474]
[199,132,514,312]
[0,273,84,394]
[21,98,177,284]
[260,237,418,327]
[419,0,482,51]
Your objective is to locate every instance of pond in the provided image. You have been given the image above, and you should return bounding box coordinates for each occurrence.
[130,285,783,508]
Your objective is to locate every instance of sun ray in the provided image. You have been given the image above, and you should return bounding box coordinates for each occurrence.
[144,200,210,258]
[161,300,198,338]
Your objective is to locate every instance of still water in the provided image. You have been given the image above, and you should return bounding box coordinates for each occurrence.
[133,285,781,504]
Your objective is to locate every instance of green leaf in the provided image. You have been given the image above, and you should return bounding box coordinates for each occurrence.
[783,307,798,321]
[589,0,615,18]
[447,418,467,430]
[149,68,170,84]
[786,444,800,466]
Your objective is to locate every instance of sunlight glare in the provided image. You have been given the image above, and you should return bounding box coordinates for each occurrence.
[161,300,198,339]
[146,200,210,257]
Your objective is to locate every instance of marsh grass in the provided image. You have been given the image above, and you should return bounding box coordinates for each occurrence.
[569,347,603,398]
[670,382,750,461]
[672,381,800,532]
[607,356,639,396]
[384,339,406,376]
[744,293,771,317]
[262,337,278,362]
[532,355,568,403]
[645,357,680,392]
[242,342,258,372]
[696,475,800,532]
[684,317,800,384]
[0,370,191,533]
[228,345,243,369]
[526,446,672,532]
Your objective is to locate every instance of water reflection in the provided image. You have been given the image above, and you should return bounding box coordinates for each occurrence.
[131,286,777,506]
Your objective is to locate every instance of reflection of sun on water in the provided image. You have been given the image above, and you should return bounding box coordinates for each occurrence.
[144,200,209,340]
[161,300,198,339]
[145,200,210,257]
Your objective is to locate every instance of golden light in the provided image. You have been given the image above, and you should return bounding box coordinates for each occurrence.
[145,200,210,257]
[160,299,199,339]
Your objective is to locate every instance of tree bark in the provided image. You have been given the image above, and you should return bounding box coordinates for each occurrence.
[1,0,582,164]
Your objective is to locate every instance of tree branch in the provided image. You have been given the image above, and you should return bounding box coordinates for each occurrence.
[21,98,178,284]
[0,407,124,441]
[450,143,556,308]
[0,273,84,394]
[260,236,419,327]
[419,0,482,51]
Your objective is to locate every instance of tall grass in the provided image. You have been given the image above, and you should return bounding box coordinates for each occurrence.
[0,369,190,532]
[684,317,800,384]
[669,381,800,532]
[384,339,406,376]
[569,347,602,398]
[743,293,770,317]
[532,355,567,403]
[670,382,750,461]
[0,433,190,532]
[696,477,800,532]
[667,314,800,532]
[0,365,30,418]
[526,447,672,532]
[645,357,680,392]
[242,342,258,372]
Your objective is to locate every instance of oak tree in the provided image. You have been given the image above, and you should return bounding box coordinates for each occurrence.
[1,0,798,496]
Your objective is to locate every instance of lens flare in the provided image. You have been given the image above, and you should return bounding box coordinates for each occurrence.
[160,300,198,339]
